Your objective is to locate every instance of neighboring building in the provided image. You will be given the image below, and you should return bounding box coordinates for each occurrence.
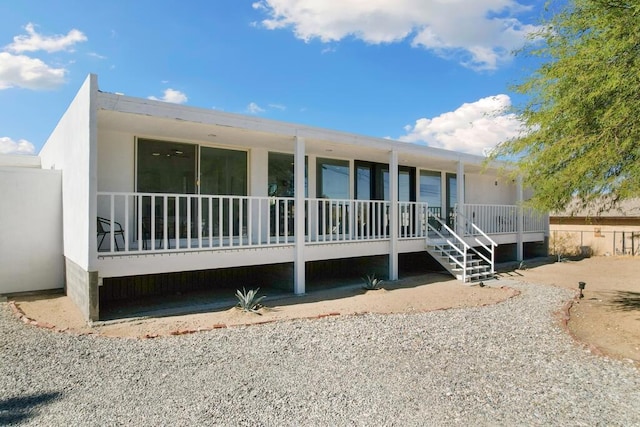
[550,199,640,257]
[2,74,548,321]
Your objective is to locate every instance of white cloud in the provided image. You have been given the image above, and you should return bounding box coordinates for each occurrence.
[148,88,188,104]
[0,51,66,90]
[88,52,106,59]
[0,137,36,155]
[268,103,286,110]
[6,23,87,53]
[247,102,265,113]
[398,94,523,156]
[253,0,540,70]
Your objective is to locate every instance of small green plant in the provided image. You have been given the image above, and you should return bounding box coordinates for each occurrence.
[362,274,383,290]
[235,287,266,314]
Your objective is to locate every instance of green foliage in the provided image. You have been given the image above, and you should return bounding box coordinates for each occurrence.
[362,274,383,291]
[235,287,266,314]
[492,0,640,213]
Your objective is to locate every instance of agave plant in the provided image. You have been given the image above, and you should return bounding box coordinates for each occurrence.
[362,274,383,291]
[235,287,266,314]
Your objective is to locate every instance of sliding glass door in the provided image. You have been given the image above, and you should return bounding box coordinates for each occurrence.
[136,139,248,247]
[136,139,197,247]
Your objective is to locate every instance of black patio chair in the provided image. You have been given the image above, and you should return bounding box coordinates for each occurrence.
[97,217,125,251]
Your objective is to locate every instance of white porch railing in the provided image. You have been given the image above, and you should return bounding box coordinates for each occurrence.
[462,204,547,235]
[305,198,390,244]
[97,192,547,256]
[97,192,297,254]
[96,192,432,254]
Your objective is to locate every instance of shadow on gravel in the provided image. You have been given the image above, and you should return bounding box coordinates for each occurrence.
[609,291,640,312]
[0,391,62,424]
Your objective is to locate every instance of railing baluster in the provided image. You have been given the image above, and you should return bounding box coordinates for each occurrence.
[247,198,252,246]
[174,196,180,249]
[196,196,202,249]
[208,197,213,248]
[124,195,129,252]
[163,195,168,250]
[109,194,115,253]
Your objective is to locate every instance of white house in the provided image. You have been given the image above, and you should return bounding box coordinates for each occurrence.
[5,74,548,321]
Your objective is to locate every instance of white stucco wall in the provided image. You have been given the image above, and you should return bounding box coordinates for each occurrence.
[465,173,517,205]
[0,166,63,294]
[39,74,97,271]
[96,129,135,193]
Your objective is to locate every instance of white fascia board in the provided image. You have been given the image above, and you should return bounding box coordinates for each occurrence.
[96,91,508,171]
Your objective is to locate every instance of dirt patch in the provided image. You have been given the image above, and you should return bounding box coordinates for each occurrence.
[504,256,640,366]
[10,257,639,367]
[11,275,516,338]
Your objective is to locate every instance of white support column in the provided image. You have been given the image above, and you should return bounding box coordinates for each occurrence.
[456,161,465,236]
[250,147,268,245]
[516,174,524,261]
[389,150,399,281]
[294,136,306,294]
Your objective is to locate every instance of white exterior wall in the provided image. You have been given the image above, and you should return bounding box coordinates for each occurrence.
[465,173,517,205]
[0,166,63,293]
[40,74,98,271]
[97,129,135,193]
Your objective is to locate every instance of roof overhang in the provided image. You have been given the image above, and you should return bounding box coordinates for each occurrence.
[96,91,507,175]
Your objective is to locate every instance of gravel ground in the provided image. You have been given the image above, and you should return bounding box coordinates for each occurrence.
[1,280,639,426]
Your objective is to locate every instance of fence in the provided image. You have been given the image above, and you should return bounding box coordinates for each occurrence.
[549,229,640,257]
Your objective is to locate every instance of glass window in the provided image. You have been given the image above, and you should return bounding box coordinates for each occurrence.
[399,169,412,202]
[420,170,441,207]
[317,158,350,199]
[200,147,247,196]
[355,164,371,200]
[137,139,196,194]
[268,152,294,197]
[268,152,307,197]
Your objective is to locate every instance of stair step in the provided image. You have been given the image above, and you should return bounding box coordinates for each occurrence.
[426,236,495,284]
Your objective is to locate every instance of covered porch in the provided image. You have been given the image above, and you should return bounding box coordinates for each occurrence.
[95,191,547,281]
[93,89,548,301]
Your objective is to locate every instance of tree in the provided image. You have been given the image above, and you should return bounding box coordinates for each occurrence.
[492,0,640,212]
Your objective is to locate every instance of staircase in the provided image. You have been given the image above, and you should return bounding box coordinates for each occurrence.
[425,210,497,284]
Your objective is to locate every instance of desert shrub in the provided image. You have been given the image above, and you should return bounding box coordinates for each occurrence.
[362,274,383,290]
[549,231,581,261]
[235,287,266,314]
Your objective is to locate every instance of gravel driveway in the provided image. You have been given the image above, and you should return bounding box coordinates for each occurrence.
[1,280,639,426]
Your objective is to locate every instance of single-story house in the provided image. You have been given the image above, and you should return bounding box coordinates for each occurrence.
[550,199,640,256]
[1,74,548,321]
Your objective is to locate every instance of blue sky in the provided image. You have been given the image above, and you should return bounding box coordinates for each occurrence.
[0,0,545,156]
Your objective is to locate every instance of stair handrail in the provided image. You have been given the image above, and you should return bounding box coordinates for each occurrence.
[457,209,498,275]
[426,210,469,282]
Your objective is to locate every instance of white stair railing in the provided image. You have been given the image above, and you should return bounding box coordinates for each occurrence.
[425,210,470,283]
[456,208,498,275]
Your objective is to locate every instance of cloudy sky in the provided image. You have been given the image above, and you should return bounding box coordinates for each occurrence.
[0,0,542,156]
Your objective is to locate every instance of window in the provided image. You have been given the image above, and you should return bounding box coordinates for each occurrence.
[137,139,196,194]
[136,139,248,244]
[317,158,350,199]
[355,161,414,201]
[200,147,247,196]
[420,170,441,207]
[268,152,308,197]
